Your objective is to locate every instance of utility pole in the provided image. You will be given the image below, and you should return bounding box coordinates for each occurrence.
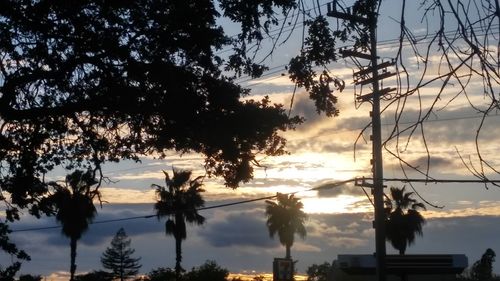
[327,1,393,281]
[367,2,387,281]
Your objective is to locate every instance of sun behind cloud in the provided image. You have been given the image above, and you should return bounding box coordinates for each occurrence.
[301,195,372,214]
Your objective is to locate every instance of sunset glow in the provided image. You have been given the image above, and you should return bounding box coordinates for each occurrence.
[301,195,372,214]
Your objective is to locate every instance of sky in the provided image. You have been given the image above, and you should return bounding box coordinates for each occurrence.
[2,0,500,280]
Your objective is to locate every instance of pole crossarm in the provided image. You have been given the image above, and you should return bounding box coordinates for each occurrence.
[362,177,500,184]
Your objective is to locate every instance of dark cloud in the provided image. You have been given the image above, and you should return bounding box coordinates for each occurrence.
[414,216,500,268]
[319,106,500,147]
[326,116,371,133]
[291,93,328,127]
[413,155,455,169]
[10,203,163,249]
[385,154,457,172]
[322,143,355,153]
[286,138,362,154]
[316,183,367,197]
[201,209,279,248]
[247,83,296,96]
[380,106,500,144]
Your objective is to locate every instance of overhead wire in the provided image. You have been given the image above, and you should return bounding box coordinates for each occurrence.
[10,178,358,233]
[234,25,499,86]
[9,174,500,233]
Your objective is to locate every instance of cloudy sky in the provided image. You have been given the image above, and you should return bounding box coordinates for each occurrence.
[2,0,500,280]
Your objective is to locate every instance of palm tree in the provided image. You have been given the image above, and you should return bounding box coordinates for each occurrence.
[153,169,205,279]
[385,186,426,255]
[265,193,307,259]
[49,170,99,281]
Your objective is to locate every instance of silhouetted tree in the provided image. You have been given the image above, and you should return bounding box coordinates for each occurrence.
[306,262,332,281]
[153,169,205,279]
[471,248,496,281]
[101,228,142,281]
[143,267,176,281]
[48,170,99,281]
[385,186,426,255]
[74,271,113,281]
[265,193,307,259]
[18,275,42,281]
[184,260,229,281]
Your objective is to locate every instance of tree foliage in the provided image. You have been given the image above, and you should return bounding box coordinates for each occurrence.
[74,271,113,281]
[265,193,307,259]
[142,267,176,281]
[18,275,42,281]
[143,260,229,281]
[385,186,426,255]
[470,248,496,281]
[184,260,229,281]
[101,228,142,281]
[306,262,332,281]
[0,222,30,278]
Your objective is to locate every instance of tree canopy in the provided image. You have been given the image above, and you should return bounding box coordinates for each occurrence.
[306,262,332,281]
[0,0,307,226]
[471,248,496,281]
[0,0,306,270]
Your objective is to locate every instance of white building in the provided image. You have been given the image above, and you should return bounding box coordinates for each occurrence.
[328,254,468,281]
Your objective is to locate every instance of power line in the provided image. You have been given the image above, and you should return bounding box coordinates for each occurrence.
[284,112,500,144]
[235,26,498,86]
[9,175,500,233]
[10,178,357,233]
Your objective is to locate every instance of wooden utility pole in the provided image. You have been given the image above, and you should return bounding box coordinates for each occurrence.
[367,2,387,281]
[328,1,389,280]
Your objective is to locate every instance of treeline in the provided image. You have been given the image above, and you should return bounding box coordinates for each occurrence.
[10,260,263,281]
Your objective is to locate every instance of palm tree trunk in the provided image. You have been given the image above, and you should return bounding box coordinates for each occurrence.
[175,237,183,279]
[70,238,77,281]
[285,245,291,259]
[399,249,407,281]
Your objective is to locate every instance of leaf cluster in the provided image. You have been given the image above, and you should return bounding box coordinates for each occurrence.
[384,186,426,254]
[288,16,341,117]
[153,169,206,241]
[306,262,332,281]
